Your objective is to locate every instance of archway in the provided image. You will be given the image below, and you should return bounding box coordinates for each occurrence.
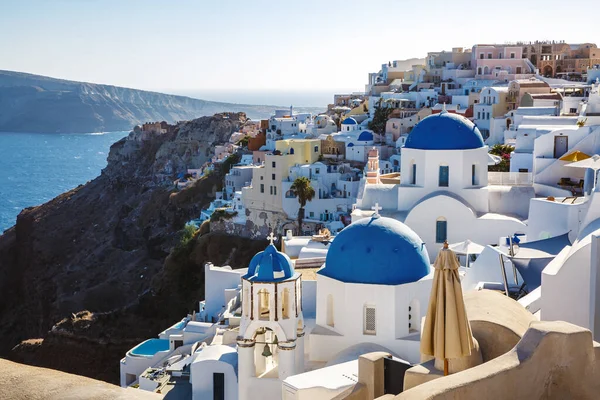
[506,118,512,130]
[543,65,553,77]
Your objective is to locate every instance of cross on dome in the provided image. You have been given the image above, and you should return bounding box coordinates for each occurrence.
[267,232,276,245]
[371,203,382,217]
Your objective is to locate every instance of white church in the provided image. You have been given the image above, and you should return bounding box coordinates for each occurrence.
[120,213,438,399]
[354,110,531,260]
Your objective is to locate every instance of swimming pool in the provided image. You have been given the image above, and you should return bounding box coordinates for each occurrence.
[172,320,187,330]
[130,339,170,357]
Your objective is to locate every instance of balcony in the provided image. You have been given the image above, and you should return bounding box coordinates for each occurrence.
[488,172,532,186]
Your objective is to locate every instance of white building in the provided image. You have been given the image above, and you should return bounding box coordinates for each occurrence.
[281,162,360,224]
[308,215,433,364]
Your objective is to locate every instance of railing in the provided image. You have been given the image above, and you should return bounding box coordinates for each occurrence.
[488,172,533,186]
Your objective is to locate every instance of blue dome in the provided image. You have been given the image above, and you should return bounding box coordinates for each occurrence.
[347,142,354,147]
[342,117,357,125]
[319,216,430,285]
[245,244,295,282]
[404,111,484,150]
[357,131,374,141]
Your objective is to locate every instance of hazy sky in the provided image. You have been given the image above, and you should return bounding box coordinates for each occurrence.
[0,0,597,95]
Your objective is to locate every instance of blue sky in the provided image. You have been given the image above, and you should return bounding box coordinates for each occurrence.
[0,0,597,95]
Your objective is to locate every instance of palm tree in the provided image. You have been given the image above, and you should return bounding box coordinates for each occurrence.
[290,177,315,235]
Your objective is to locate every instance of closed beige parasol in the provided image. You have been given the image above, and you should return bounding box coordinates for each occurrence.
[420,242,475,375]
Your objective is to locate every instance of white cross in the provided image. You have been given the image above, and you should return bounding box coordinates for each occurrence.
[267,232,276,245]
[371,203,382,215]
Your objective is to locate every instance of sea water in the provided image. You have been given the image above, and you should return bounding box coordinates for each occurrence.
[0,131,128,232]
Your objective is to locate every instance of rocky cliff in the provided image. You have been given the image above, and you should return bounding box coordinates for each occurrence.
[0,70,320,133]
[0,112,267,383]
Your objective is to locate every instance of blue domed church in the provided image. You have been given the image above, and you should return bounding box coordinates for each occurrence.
[354,111,527,261]
[308,212,434,364]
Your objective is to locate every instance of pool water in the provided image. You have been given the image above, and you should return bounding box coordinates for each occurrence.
[173,320,187,330]
[130,339,170,357]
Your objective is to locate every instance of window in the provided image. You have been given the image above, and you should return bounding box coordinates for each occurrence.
[260,176,264,180]
[479,53,484,59]
[314,146,319,153]
[258,289,270,320]
[436,218,447,243]
[439,165,449,187]
[315,168,320,174]
[472,164,478,185]
[477,111,481,119]
[274,186,277,196]
[411,163,417,185]
[272,161,276,168]
[243,288,249,317]
[260,184,264,193]
[270,186,273,195]
[510,52,515,59]
[364,305,376,335]
[272,173,276,180]
[519,168,529,173]
[486,112,490,120]
[309,211,314,218]
[487,53,492,59]
[282,288,290,319]
[326,294,334,327]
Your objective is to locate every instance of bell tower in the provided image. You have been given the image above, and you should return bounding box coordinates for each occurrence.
[237,233,305,400]
[366,147,381,184]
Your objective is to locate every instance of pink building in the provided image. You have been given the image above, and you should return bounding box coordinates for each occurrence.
[472,45,535,80]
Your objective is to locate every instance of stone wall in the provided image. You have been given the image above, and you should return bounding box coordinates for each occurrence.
[398,321,600,400]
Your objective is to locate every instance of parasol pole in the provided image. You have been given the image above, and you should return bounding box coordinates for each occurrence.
[443,240,449,376]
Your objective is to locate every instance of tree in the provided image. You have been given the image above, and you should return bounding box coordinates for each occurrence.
[368,103,393,134]
[488,144,515,172]
[290,177,315,235]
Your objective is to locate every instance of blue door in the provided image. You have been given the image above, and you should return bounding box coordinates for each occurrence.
[439,166,449,187]
[436,220,447,243]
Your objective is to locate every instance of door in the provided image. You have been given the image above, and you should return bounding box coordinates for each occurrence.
[213,372,225,400]
[554,136,568,158]
[383,357,411,395]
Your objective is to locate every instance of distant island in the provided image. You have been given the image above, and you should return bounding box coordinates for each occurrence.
[0,70,322,133]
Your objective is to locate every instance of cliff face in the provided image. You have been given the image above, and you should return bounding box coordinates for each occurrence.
[0,70,297,133]
[0,112,267,383]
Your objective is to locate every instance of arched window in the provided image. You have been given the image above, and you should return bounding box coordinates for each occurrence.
[258,289,270,321]
[364,304,376,335]
[439,165,449,187]
[436,217,447,243]
[282,288,290,319]
[326,294,334,327]
[290,148,295,155]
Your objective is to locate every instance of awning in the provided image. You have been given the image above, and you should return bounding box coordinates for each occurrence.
[567,154,600,171]
[559,150,591,162]
[448,239,485,256]
[508,232,571,290]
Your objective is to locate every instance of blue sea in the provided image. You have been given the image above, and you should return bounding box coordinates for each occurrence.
[0,131,128,232]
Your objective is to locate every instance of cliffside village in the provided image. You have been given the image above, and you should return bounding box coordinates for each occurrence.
[119,41,600,400]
